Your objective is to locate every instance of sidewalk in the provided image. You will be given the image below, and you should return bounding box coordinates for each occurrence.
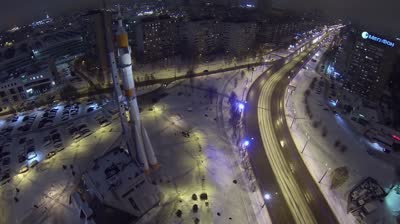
[283,50,397,223]
[215,64,273,224]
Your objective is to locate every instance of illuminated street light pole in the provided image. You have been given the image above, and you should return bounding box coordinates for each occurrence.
[301,133,310,154]
[261,193,271,208]
[318,164,331,184]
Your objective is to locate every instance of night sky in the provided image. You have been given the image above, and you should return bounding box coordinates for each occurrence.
[0,0,399,37]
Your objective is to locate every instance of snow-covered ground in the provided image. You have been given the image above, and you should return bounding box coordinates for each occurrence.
[284,47,399,223]
[138,64,273,224]
[0,104,121,224]
[0,64,272,224]
[0,36,317,224]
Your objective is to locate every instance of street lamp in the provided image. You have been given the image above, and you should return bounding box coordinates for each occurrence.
[318,163,331,184]
[301,133,310,153]
[261,193,271,208]
[242,140,250,148]
[290,110,297,128]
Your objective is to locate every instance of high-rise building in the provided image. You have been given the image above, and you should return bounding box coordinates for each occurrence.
[82,10,113,86]
[222,21,257,54]
[135,15,180,63]
[337,26,397,101]
[182,19,224,57]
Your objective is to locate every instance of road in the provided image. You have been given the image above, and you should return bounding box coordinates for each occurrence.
[245,42,339,223]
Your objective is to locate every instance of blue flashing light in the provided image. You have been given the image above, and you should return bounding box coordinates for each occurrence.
[237,102,245,110]
[243,140,250,147]
[329,99,338,107]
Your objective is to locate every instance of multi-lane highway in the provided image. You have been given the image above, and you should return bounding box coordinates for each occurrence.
[245,41,339,223]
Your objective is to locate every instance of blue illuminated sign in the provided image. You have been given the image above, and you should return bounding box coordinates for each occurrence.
[361,31,395,47]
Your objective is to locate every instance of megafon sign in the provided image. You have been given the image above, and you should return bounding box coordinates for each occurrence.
[361,31,395,48]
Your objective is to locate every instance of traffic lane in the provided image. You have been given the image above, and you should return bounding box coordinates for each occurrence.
[245,65,296,223]
[258,54,317,224]
[272,67,338,224]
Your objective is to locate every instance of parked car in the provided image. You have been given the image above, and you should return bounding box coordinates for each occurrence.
[18,165,29,174]
[46,151,56,159]
[2,157,10,166]
[19,138,26,145]
[80,128,92,138]
[18,155,26,163]
[54,143,64,152]
[30,160,39,168]
[26,138,34,146]
[11,116,19,122]
[86,107,94,113]
[99,118,111,127]
[43,136,52,147]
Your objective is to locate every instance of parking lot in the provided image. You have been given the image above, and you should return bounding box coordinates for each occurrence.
[0,98,113,186]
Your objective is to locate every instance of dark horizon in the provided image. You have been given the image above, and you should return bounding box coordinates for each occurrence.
[0,0,399,37]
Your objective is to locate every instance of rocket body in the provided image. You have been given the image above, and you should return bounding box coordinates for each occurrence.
[116,14,159,174]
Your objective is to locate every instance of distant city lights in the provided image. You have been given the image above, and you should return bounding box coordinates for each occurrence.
[137,10,154,16]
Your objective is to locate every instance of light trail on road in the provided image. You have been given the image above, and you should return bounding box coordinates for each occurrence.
[258,50,317,224]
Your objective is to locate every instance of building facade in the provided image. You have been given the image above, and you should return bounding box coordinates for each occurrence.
[337,27,397,101]
[135,15,180,63]
[222,22,257,55]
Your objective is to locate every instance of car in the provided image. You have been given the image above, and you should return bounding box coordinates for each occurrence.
[27,151,37,160]
[0,173,10,185]
[78,124,87,131]
[70,110,78,116]
[2,157,10,166]
[43,122,53,128]
[0,152,10,159]
[80,129,92,137]
[26,145,35,153]
[18,155,26,163]
[53,138,62,145]
[99,119,111,127]
[86,107,94,113]
[19,137,26,145]
[22,116,29,122]
[46,151,56,159]
[11,116,19,122]
[38,106,47,111]
[43,139,52,147]
[26,138,34,146]
[18,165,29,174]
[30,160,39,168]
[51,132,60,139]
[55,143,64,152]
[95,114,104,120]
[50,129,58,135]
[3,141,12,148]
[72,133,81,142]
[61,116,69,121]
